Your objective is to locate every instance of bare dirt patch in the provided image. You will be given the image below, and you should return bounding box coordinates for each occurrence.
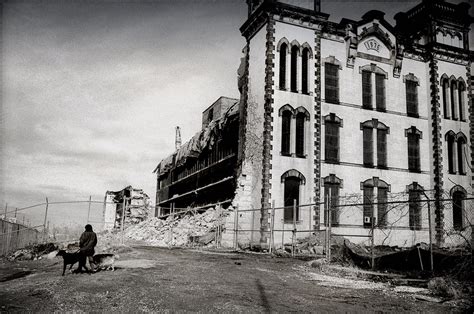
[0,246,470,312]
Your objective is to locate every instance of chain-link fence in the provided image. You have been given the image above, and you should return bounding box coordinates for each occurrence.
[233,192,473,266]
[0,198,113,256]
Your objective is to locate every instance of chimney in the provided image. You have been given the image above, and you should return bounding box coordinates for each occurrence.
[175,126,181,151]
[314,0,320,12]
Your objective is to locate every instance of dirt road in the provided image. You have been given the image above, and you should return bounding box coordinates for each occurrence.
[0,246,467,312]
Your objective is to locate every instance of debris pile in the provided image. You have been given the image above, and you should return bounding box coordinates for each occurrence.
[7,243,58,261]
[124,207,229,247]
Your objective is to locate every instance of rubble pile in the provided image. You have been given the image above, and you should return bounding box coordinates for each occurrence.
[124,207,229,247]
[7,242,58,261]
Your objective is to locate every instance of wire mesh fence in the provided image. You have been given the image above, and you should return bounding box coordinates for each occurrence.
[233,192,473,265]
[0,198,113,256]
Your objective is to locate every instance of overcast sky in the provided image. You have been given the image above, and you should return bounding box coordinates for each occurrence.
[1,0,471,226]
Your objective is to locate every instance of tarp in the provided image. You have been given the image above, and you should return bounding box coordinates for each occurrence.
[175,132,202,167]
[155,100,239,176]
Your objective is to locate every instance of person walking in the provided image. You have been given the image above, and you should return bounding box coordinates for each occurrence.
[75,224,97,273]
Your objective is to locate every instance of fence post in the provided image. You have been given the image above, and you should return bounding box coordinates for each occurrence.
[87,195,92,224]
[170,203,175,247]
[292,199,296,258]
[269,201,275,254]
[121,197,126,245]
[44,198,49,242]
[324,196,327,258]
[281,215,285,250]
[427,198,434,272]
[234,205,239,250]
[328,196,332,263]
[250,206,255,250]
[371,204,375,270]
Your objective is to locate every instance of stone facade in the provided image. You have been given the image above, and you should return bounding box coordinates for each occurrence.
[234,0,472,247]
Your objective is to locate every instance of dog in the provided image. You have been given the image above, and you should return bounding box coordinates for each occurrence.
[56,250,81,276]
[92,253,118,271]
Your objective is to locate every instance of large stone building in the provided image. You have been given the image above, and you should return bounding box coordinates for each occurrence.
[155,0,473,247]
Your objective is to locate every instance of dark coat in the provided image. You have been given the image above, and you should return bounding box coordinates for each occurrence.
[79,231,97,256]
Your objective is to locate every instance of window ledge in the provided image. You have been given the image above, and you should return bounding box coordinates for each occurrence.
[375,108,386,113]
[408,169,422,173]
[295,154,306,159]
[407,113,419,118]
[326,99,340,105]
[363,164,375,168]
[362,106,373,110]
[281,152,292,157]
[326,160,340,164]
[448,171,457,175]
[283,220,304,225]
[377,165,388,169]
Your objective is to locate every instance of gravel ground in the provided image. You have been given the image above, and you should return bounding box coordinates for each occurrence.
[0,246,470,312]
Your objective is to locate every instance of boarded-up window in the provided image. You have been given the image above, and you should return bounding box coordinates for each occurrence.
[408,133,420,171]
[375,74,385,111]
[377,187,388,227]
[281,111,292,155]
[284,177,300,222]
[325,122,339,162]
[362,71,372,109]
[302,48,309,94]
[409,189,421,230]
[295,113,305,157]
[377,129,387,167]
[279,43,287,89]
[363,127,373,166]
[291,46,298,92]
[452,191,464,231]
[324,183,339,225]
[325,63,339,103]
[406,80,418,116]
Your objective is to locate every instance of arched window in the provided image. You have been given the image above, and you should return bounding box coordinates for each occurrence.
[451,186,466,231]
[295,112,306,157]
[360,64,387,111]
[290,45,299,92]
[458,81,465,121]
[360,119,389,168]
[324,113,342,163]
[323,174,343,225]
[446,131,456,174]
[279,43,288,90]
[404,73,419,117]
[324,56,341,104]
[361,177,390,227]
[457,135,466,175]
[362,70,372,109]
[301,47,310,94]
[441,76,450,118]
[281,110,292,156]
[405,127,422,172]
[450,80,458,120]
[407,182,423,230]
[282,170,305,222]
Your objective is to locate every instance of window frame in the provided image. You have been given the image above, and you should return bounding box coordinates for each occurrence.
[325,63,339,104]
[406,80,419,117]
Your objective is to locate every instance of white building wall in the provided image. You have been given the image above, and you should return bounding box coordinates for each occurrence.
[271,20,316,243]
[233,26,268,246]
